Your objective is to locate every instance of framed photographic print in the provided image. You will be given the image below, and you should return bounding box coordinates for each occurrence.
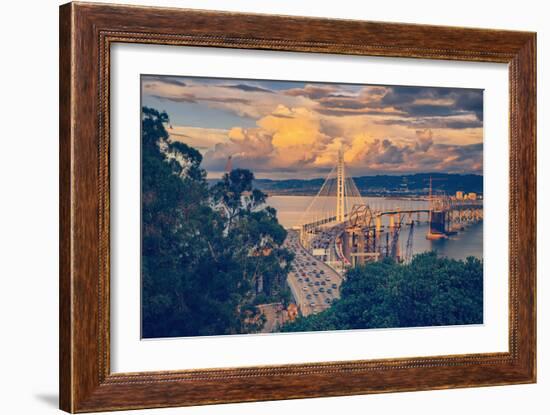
[59,2,536,412]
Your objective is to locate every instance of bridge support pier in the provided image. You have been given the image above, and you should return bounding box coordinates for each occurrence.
[356,231,365,266]
[427,210,447,239]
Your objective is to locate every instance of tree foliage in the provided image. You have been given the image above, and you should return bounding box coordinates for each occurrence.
[282,252,483,332]
[141,107,292,338]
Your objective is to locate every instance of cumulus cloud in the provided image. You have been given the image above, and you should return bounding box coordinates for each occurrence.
[142,75,484,177]
[415,129,434,152]
[203,127,275,173]
[202,106,331,174]
[342,133,481,174]
[258,106,330,149]
[284,84,339,100]
[199,104,481,176]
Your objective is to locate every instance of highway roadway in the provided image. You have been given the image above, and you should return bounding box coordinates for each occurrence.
[284,230,343,317]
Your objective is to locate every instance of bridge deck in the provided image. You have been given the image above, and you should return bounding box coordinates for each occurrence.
[301,203,482,229]
[284,230,343,317]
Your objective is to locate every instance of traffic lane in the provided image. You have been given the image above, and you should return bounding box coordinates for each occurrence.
[284,232,341,308]
[285,239,340,313]
[295,263,338,300]
[289,275,323,316]
[294,249,341,291]
[285,244,326,313]
[286,272,311,315]
[289,248,341,298]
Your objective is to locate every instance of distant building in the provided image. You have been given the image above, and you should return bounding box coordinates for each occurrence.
[467,192,477,200]
[456,191,464,200]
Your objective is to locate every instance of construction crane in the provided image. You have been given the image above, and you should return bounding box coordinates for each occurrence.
[224,155,233,173]
[427,176,448,207]
[389,215,405,260]
[404,218,415,263]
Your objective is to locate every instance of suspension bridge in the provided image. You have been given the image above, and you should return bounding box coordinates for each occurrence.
[294,147,483,270]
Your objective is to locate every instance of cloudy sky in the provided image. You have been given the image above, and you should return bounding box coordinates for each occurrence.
[141,75,483,179]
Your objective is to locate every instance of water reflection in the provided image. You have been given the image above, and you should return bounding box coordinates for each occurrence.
[267,195,482,260]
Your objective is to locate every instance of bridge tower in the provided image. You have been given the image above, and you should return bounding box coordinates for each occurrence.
[336,146,345,222]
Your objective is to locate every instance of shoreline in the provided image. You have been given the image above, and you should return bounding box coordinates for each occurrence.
[266,193,434,200]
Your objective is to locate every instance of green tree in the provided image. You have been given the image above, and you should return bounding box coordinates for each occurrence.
[211,168,293,299]
[141,107,292,338]
[282,252,483,332]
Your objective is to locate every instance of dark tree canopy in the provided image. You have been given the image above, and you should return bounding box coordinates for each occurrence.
[282,252,483,332]
[141,107,292,338]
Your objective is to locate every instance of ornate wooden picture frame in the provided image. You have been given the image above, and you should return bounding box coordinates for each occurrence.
[59,2,536,412]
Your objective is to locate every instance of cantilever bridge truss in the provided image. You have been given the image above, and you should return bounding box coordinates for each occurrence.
[297,149,483,268]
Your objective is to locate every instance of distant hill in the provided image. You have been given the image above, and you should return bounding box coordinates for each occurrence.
[207,173,483,197]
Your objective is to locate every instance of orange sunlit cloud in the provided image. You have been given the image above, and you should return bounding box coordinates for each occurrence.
[142,75,483,179]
